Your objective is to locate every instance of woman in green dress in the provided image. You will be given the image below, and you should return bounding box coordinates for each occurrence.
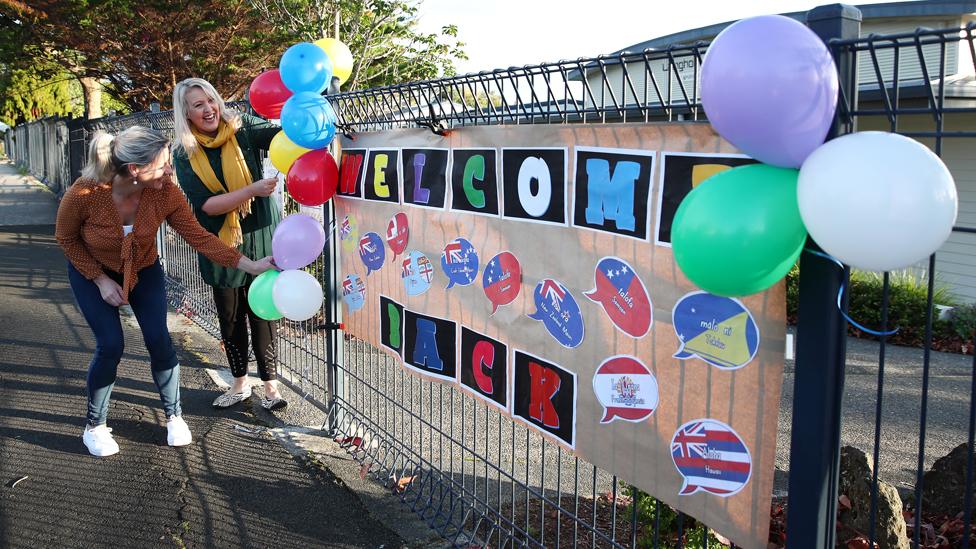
[171,77,287,411]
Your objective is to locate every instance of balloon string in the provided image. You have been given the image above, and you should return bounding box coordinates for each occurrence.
[803,248,900,337]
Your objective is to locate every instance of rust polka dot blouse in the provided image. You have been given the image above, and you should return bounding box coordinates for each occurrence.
[55,177,243,300]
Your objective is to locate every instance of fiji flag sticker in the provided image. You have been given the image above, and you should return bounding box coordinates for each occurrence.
[527,279,584,348]
[670,419,752,497]
[584,257,652,338]
[671,291,760,371]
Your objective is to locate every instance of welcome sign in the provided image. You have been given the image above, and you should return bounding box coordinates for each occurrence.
[335,123,782,549]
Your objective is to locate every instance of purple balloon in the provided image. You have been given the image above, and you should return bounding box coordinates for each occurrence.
[701,15,838,168]
[272,214,326,270]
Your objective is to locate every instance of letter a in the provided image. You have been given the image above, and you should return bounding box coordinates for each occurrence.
[584,158,639,231]
[413,319,443,371]
[373,154,390,198]
[528,361,561,428]
[471,340,494,394]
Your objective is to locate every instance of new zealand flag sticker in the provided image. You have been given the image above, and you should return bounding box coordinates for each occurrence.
[527,279,584,348]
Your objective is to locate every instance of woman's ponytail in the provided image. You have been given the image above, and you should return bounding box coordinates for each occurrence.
[80,131,116,182]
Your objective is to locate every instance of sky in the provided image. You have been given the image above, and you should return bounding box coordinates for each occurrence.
[415,0,912,75]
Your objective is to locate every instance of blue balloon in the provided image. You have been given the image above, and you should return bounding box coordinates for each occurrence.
[279,42,334,94]
[280,92,337,149]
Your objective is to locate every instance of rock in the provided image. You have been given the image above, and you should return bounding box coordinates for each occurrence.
[921,442,973,516]
[838,446,910,549]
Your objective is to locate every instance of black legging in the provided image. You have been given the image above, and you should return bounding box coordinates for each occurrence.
[212,286,277,381]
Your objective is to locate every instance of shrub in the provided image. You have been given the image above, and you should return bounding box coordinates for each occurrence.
[948,303,976,341]
[786,265,962,349]
[623,485,724,548]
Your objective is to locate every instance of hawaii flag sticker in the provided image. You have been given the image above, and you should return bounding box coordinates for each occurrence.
[670,419,752,497]
[591,355,658,423]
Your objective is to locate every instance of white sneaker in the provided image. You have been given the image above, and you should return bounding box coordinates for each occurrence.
[212,386,252,409]
[166,416,192,447]
[83,425,120,457]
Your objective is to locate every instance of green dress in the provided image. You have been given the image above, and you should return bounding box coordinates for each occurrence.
[173,114,281,288]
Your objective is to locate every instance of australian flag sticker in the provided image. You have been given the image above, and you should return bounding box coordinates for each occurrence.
[527,279,584,348]
[670,419,752,497]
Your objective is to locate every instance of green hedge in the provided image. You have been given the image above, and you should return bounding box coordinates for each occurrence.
[786,265,975,350]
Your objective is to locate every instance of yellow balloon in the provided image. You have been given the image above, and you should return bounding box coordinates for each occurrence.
[313,37,354,86]
[269,131,310,174]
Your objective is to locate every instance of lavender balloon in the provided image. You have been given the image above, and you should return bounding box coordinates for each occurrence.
[272,214,326,270]
[701,15,838,168]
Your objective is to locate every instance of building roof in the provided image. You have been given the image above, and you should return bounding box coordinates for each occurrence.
[613,0,976,54]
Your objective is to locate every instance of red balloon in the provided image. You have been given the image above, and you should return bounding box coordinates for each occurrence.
[248,70,292,119]
[286,149,338,206]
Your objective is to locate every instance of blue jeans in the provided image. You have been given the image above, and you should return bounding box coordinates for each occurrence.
[68,260,181,426]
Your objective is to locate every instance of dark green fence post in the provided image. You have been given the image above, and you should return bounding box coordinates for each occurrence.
[785,4,861,548]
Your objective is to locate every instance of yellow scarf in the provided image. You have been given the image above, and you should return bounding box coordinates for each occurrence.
[189,121,253,247]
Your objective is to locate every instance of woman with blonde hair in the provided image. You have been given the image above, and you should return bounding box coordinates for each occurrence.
[171,77,287,411]
[55,125,276,457]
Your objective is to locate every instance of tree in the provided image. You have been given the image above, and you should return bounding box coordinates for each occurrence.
[0,0,286,112]
[0,65,77,125]
[246,0,467,91]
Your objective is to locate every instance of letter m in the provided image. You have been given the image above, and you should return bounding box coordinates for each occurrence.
[584,158,640,231]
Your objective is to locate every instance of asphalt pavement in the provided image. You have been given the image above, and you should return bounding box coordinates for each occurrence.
[0,161,409,548]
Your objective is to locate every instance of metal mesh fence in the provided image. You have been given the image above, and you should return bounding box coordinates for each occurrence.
[5,12,976,549]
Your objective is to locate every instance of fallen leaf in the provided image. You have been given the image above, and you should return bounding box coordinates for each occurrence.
[394,475,415,493]
[839,494,852,511]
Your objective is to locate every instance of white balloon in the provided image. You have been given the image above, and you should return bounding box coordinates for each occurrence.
[797,131,957,272]
[271,269,324,321]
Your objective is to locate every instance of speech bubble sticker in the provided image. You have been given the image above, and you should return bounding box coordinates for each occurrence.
[584,256,652,339]
[386,212,410,258]
[358,231,386,275]
[527,278,585,348]
[671,291,760,371]
[339,215,359,253]
[441,237,480,289]
[482,251,521,315]
[591,355,658,424]
[341,273,366,313]
[670,418,752,497]
[401,250,434,296]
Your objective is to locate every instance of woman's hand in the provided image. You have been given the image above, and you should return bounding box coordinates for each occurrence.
[238,255,278,276]
[94,275,127,307]
[248,177,277,198]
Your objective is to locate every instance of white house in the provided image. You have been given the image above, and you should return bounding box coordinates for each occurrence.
[578,0,976,302]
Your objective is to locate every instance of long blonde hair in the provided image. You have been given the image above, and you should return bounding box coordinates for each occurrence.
[172,77,241,156]
[80,126,170,182]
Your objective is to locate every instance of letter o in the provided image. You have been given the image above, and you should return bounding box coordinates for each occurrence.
[517,156,551,218]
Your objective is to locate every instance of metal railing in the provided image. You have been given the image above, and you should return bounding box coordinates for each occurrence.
[6,6,976,548]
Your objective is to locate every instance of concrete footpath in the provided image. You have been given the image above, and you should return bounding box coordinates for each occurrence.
[0,161,442,548]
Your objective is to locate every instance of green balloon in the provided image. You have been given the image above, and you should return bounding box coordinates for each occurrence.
[248,270,283,320]
[672,164,806,297]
